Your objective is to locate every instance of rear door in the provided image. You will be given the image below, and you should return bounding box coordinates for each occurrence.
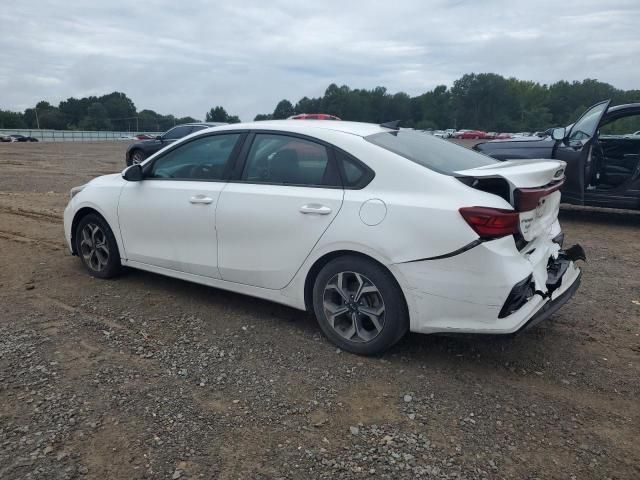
[216,132,344,289]
[553,100,610,204]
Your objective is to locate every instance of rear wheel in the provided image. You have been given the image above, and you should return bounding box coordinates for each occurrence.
[312,256,408,355]
[75,213,121,279]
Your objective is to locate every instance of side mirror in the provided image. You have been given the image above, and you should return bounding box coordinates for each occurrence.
[551,127,566,141]
[155,135,163,141]
[122,164,143,182]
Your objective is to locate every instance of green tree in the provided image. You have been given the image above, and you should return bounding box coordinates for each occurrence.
[272,99,295,119]
[79,102,112,130]
[205,106,240,123]
[0,110,26,128]
[206,106,229,122]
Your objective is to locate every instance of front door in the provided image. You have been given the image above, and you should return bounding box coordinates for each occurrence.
[118,132,244,278]
[553,100,610,204]
[216,133,344,289]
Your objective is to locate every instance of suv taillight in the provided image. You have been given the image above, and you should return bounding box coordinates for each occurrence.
[459,207,519,239]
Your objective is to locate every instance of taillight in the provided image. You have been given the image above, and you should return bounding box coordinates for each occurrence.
[459,207,519,239]
[514,179,564,211]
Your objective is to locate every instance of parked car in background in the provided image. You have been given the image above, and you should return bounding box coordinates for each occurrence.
[65,120,583,355]
[495,133,513,140]
[288,113,341,120]
[432,130,446,138]
[125,122,226,165]
[474,100,640,210]
[456,130,488,139]
[444,129,456,138]
[133,133,155,140]
[5,134,39,142]
[453,129,470,138]
[485,132,498,139]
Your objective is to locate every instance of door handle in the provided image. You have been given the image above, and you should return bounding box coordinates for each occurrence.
[189,195,213,204]
[300,204,332,215]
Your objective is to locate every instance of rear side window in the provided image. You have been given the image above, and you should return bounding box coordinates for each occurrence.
[242,134,340,186]
[365,130,497,175]
[335,150,374,188]
[163,125,192,140]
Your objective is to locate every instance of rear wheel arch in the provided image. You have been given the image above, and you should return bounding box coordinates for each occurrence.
[303,250,408,314]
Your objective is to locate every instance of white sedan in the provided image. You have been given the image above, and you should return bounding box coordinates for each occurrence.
[64,120,584,355]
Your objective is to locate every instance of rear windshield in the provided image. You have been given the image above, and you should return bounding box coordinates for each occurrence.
[365,130,497,175]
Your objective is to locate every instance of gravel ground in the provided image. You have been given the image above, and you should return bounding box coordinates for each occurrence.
[0,141,638,479]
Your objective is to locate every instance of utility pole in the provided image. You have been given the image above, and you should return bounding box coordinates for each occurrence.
[34,108,40,129]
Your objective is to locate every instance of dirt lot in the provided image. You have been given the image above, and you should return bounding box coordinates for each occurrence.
[0,141,638,479]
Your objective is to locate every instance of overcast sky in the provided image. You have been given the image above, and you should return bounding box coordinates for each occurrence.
[1,0,638,121]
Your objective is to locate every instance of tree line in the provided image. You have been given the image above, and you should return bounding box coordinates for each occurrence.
[256,73,640,132]
[1,73,639,132]
[0,92,242,132]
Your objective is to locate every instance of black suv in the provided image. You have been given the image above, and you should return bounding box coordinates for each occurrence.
[125,122,226,165]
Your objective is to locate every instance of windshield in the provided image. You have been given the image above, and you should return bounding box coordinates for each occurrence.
[365,129,497,175]
[568,101,609,141]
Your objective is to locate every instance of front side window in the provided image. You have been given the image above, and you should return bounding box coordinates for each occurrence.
[568,101,609,141]
[149,134,240,180]
[242,134,339,186]
[163,125,192,140]
[365,129,497,175]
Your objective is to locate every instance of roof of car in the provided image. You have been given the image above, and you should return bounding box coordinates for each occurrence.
[201,120,391,137]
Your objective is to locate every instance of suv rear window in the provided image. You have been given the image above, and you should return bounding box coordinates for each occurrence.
[365,130,497,175]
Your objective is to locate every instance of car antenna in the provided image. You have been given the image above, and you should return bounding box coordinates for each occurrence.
[380,120,400,130]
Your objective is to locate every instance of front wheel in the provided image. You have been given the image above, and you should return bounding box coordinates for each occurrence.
[129,149,147,166]
[75,213,121,279]
[312,256,408,355]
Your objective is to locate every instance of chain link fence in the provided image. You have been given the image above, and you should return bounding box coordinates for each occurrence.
[0,129,162,142]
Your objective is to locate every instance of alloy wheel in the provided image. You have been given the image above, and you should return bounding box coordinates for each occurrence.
[322,271,385,343]
[79,223,110,272]
[132,151,145,164]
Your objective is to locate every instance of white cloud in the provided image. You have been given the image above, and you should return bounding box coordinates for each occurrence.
[0,0,638,121]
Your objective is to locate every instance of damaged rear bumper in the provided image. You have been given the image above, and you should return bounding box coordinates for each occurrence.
[518,269,582,332]
[394,237,584,335]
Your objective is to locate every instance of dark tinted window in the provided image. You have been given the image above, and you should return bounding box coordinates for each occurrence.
[190,125,208,133]
[242,134,339,186]
[335,150,373,188]
[149,134,240,180]
[163,125,192,140]
[365,130,497,175]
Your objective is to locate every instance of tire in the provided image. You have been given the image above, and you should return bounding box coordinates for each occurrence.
[75,213,121,279]
[128,149,146,166]
[312,255,408,355]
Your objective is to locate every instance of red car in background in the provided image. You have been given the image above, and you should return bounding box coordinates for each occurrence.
[288,113,341,120]
[455,129,488,139]
[495,132,513,140]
